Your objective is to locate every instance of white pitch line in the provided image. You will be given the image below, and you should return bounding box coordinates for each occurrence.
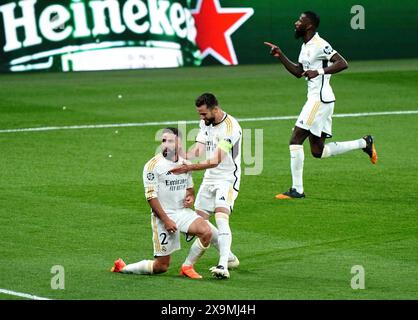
[0,110,417,134]
[0,120,199,134]
[0,288,52,300]
[236,110,418,122]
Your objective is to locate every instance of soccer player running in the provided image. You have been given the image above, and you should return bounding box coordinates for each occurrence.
[170,93,241,279]
[111,127,212,279]
[264,11,377,199]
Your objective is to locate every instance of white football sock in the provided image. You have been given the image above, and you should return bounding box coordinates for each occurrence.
[215,213,232,269]
[207,221,236,261]
[321,139,366,158]
[122,260,154,275]
[290,145,304,194]
[183,238,209,266]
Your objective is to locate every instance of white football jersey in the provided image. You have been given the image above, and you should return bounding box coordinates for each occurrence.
[195,113,242,192]
[143,154,193,213]
[298,32,337,103]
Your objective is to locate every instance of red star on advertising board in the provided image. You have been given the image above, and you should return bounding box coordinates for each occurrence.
[192,0,254,65]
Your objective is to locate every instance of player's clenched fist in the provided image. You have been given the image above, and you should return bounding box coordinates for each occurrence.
[183,194,194,208]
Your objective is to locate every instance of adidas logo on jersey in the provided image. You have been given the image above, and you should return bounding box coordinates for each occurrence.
[166,172,172,175]
[219,196,226,201]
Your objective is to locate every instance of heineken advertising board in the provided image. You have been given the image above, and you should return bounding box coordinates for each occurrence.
[0,0,417,72]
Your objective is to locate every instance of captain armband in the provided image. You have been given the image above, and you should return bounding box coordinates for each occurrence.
[218,139,233,153]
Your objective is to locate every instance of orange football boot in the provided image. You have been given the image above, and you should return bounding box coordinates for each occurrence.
[362,135,378,164]
[180,265,202,279]
[111,258,126,273]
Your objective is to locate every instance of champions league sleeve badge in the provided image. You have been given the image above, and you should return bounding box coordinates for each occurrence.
[324,45,334,55]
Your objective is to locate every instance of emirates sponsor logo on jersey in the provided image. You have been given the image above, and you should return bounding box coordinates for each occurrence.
[165,177,187,191]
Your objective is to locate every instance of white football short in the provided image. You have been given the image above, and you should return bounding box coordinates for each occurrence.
[194,182,239,215]
[296,99,335,138]
[150,208,200,257]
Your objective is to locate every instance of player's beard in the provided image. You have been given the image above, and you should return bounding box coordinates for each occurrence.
[162,148,177,161]
[204,118,215,126]
[294,29,306,39]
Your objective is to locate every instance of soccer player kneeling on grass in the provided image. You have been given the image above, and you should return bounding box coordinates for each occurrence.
[111,128,211,279]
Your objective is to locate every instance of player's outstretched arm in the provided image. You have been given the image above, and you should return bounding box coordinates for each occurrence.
[185,142,205,160]
[190,147,226,170]
[264,41,304,78]
[170,148,227,174]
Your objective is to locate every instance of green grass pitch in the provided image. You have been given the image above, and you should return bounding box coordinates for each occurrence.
[0,59,417,300]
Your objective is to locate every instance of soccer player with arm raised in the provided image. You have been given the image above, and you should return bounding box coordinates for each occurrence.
[171,93,241,279]
[264,11,377,199]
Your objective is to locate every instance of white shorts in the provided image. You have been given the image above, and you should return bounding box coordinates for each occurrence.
[150,208,200,257]
[296,99,334,138]
[194,182,239,215]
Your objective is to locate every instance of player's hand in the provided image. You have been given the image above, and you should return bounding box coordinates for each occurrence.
[170,164,190,175]
[163,218,177,234]
[264,42,281,57]
[302,70,319,80]
[183,194,195,208]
